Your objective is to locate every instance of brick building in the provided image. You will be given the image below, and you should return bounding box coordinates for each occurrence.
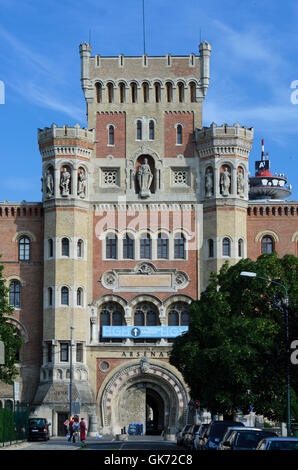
[0,41,296,436]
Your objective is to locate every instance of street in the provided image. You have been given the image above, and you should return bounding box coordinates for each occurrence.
[1,434,183,452]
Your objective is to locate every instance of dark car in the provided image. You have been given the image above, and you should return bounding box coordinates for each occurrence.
[28,418,51,441]
[183,424,201,450]
[256,437,298,451]
[195,423,210,451]
[218,426,259,450]
[193,424,209,451]
[203,421,245,450]
[176,424,192,446]
[221,429,278,450]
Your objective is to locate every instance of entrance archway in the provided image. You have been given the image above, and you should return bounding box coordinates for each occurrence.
[99,360,189,435]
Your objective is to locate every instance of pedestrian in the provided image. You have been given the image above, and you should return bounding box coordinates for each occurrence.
[80,417,87,445]
[68,416,74,442]
[72,416,80,443]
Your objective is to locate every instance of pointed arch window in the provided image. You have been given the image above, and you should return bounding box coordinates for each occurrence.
[48,238,54,258]
[137,120,142,140]
[123,234,134,259]
[77,288,83,306]
[208,239,214,258]
[157,233,169,259]
[174,233,186,259]
[176,124,182,145]
[119,82,125,103]
[166,82,173,102]
[140,234,151,259]
[99,302,124,342]
[108,125,114,145]
[261,236,274,254]
[61,286,69,305]
[149,120,155,140]
[77,239,83,258]
[61,238,70,257]
[142,82,149,103]
[106,234,117,259]
[95,82,102,103]
[131,82,137,103]
[107,82,114,103]
[168,302,190,326]
[238,239,244,257]
[19,236,30,261]
[9,280,21,308]
[48,287,53,307]
[154,82,161,103]
[222,237,231,257]
[189,82,196,102]
[178,82,184,102]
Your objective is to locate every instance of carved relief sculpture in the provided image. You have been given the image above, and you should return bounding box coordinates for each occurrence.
[77,169,87,198]
[137,158,153,198]
[60,167,71,196]
[220,167,231,196]
[140,356,150,374]
[205,168,213,197]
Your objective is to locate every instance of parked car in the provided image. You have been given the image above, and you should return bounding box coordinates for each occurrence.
[218,426,259,450]
[176,424,192,446]
[203,420,245,450]
[193,423,209,451]
[183,424,201,450]
[256,437,298,450]
[220,428,278,450]
[28,418,51,441]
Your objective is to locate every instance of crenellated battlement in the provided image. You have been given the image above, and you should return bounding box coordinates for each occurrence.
[248,202,298,217]
[38,123,95,143]
[195,122,254,161]
[196,122,254,141]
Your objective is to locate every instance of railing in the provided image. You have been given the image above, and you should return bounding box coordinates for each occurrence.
[0,403,29,446]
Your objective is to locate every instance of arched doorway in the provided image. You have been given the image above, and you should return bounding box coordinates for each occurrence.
[99,360,189,436]
[146,387,165,435]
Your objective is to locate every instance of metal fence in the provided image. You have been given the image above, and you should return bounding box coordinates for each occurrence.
[0,403,29,445]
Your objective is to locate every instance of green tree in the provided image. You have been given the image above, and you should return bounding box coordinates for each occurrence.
[170,253,298,421]
[0,259,23,383]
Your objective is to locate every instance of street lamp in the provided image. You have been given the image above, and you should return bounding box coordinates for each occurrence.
[240,271,291,437]
[69,326,75,418]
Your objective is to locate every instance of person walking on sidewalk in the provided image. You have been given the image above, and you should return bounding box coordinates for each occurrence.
[72,416,80,443]
[68,417,74,442]
[80,418,87,445]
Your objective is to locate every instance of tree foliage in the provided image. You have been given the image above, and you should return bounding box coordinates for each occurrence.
[170,253,298,421]
[0,260,23,384]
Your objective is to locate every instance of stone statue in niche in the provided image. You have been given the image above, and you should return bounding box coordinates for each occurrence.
[60,167,71,196]
[220,167,231,196]
[205,168,213,197]
[45,170,54,198]
[237,169,245,197]
[77,169,87,198]
[137,158,153,198]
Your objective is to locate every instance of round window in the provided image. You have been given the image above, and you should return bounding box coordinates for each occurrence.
[99,361,110,372]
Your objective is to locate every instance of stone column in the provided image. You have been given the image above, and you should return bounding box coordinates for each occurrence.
[54,167,60,199]
[90,316,97,344]
[232,166,237,197]
[214,166,220,197]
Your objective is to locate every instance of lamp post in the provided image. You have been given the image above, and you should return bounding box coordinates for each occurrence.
[240,271,291,437]
[69,326,75,418]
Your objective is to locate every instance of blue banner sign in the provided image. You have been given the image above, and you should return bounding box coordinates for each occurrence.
[102,326,188,339]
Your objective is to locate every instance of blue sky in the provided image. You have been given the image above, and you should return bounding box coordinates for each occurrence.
[0,0,297,201]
